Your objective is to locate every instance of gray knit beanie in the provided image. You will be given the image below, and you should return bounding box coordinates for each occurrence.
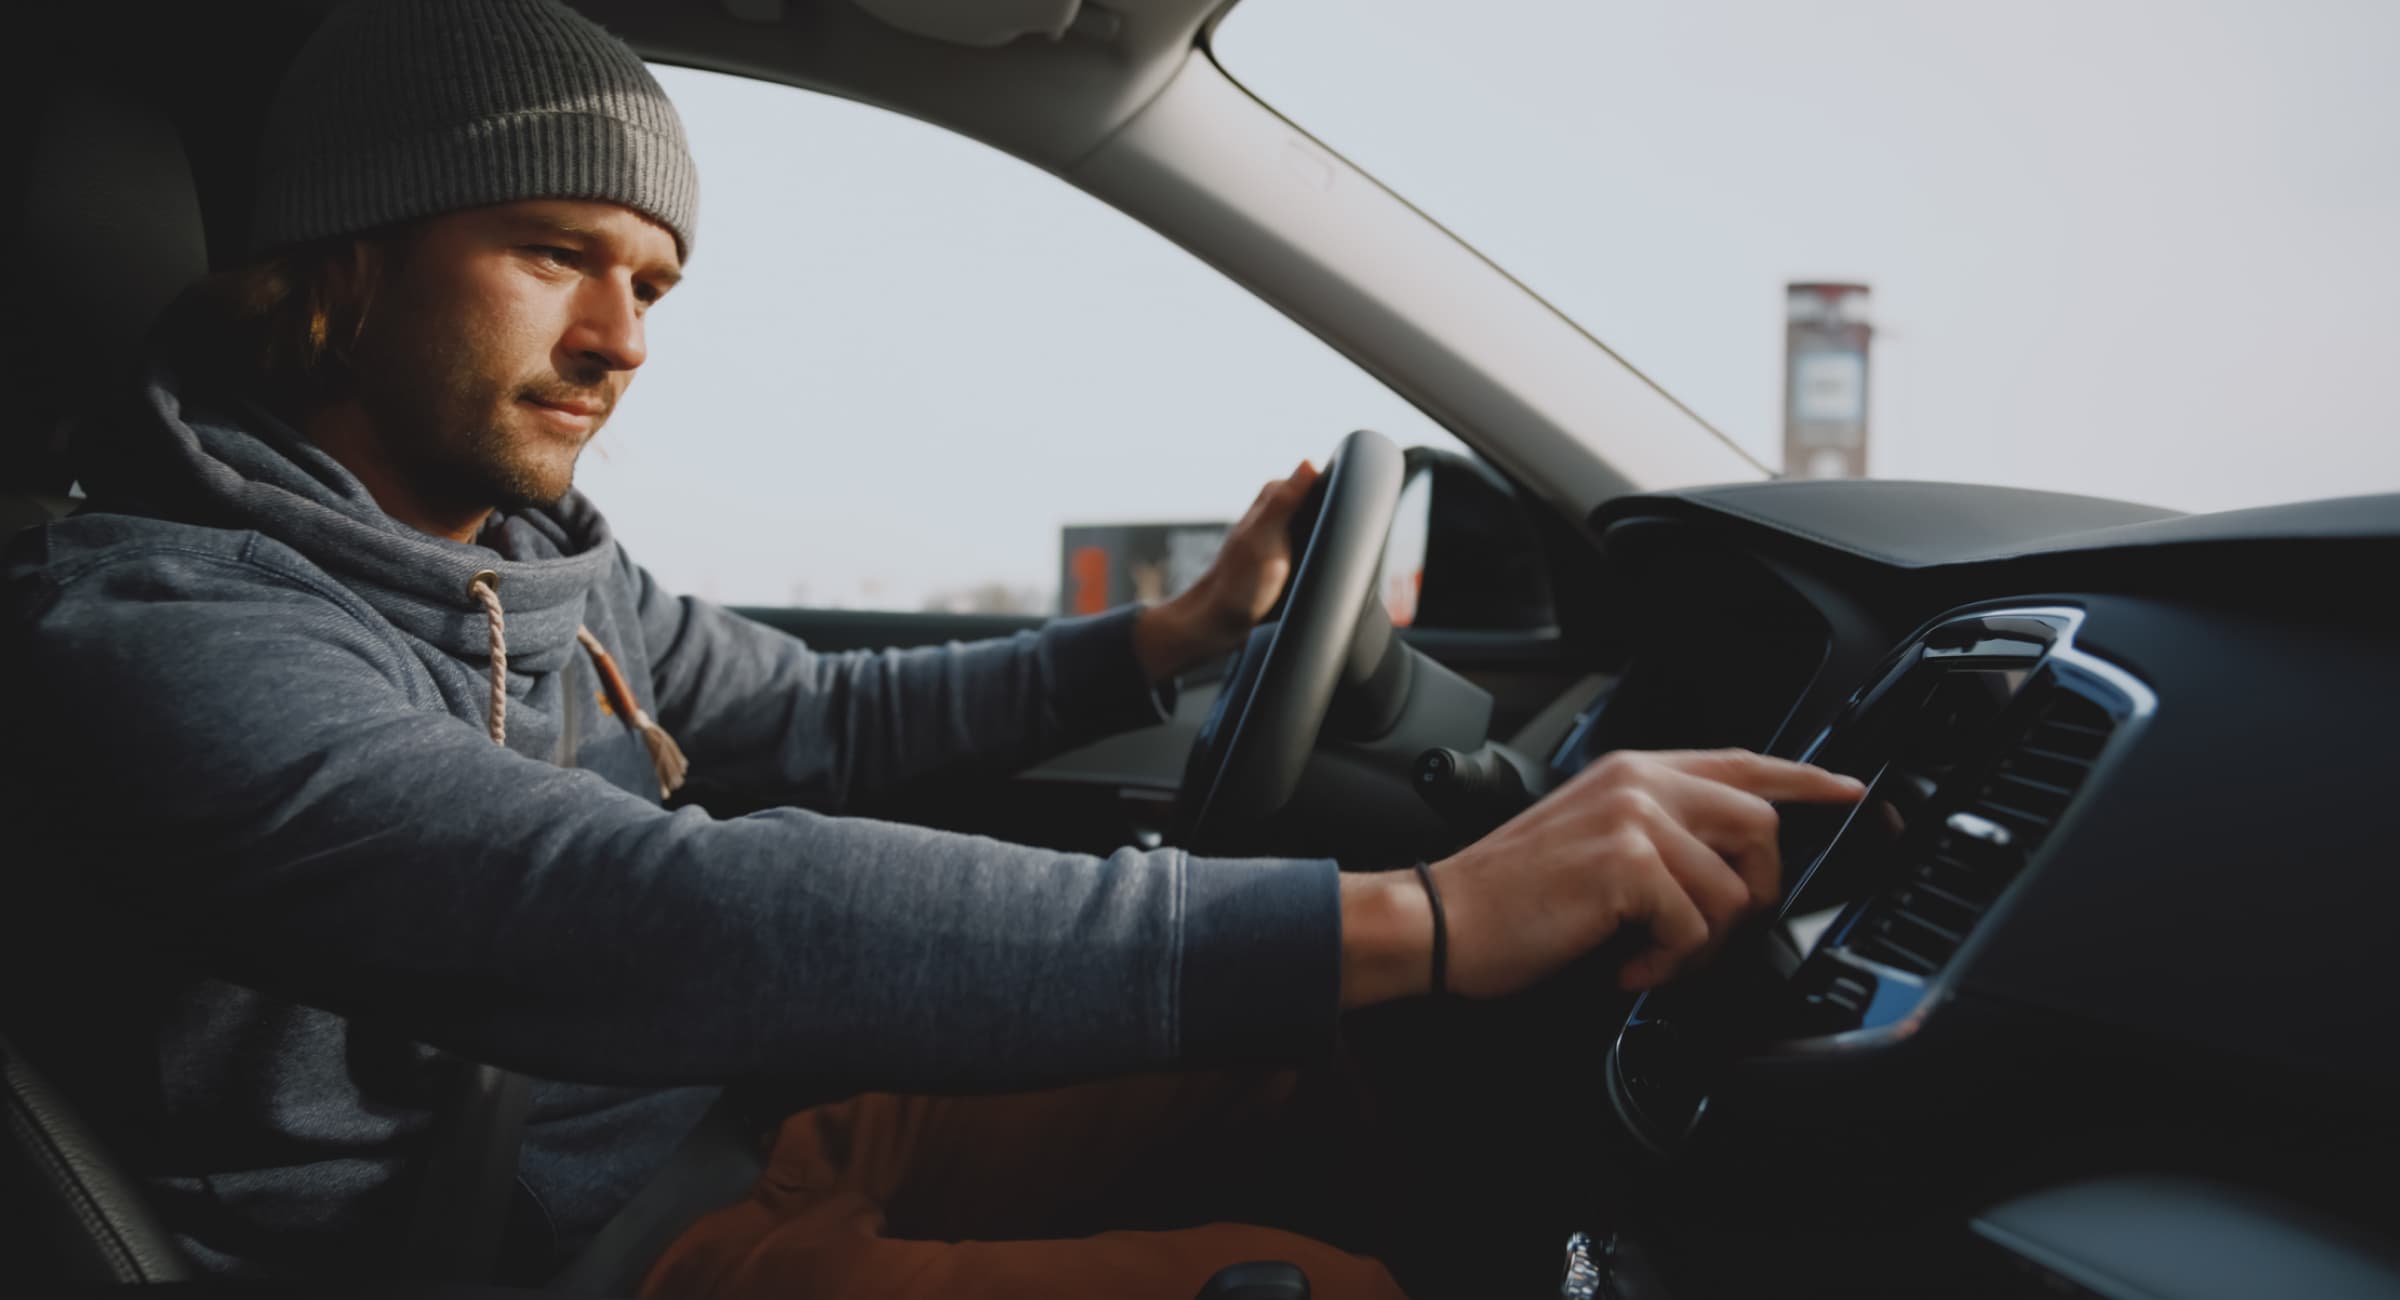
[249,0,698,259]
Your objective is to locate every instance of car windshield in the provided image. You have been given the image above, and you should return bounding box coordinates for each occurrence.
[1212,0,2400,512]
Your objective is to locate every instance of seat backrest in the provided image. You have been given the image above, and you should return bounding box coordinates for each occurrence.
[3,65,208,550]
[1,27,761,1293]
[2,60,209,532]
[0,61,211,1283]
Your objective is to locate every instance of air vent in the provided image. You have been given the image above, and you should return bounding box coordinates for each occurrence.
[1978,690,2113,838]
[1845,687,2116,977]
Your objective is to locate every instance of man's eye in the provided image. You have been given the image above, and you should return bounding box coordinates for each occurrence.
[527,245,578,268]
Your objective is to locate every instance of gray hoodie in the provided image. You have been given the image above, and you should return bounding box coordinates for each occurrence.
[0,340,1339,1278]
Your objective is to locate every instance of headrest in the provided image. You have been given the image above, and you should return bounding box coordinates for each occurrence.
[4,72,208,498]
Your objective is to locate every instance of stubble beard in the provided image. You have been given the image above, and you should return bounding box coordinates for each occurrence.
[450,410,580,516]
[357,320,600,521]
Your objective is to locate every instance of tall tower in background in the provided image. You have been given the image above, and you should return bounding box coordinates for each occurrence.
[1784,282,1873,479]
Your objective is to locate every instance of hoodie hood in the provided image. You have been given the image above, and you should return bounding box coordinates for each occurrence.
[78,334,617,677]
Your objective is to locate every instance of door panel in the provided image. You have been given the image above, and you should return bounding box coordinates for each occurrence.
[729,606,1041,653]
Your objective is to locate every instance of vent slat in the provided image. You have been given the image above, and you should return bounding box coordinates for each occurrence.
[1976,798,2059,831]
[1921,853,2000,902]
[2012,743,2099,769]
[1988,770,2076,801]
[1852,932,1941,975]
[1900,879,1984,916]
[1997,750,2088,791]
[1887,906,1967,947]
[2024,701,2113,758]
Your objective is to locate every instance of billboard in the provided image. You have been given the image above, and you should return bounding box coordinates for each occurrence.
[1060,522,1228,615]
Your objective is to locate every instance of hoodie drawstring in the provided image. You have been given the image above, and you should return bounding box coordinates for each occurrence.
[575,627,691,799]
[467,570,690,799]
[467,571,508,746]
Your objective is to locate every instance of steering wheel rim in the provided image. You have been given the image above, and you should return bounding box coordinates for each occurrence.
[1176,429,1406,850]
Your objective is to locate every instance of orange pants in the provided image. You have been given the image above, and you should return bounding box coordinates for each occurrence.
[642,1070,1411,1300]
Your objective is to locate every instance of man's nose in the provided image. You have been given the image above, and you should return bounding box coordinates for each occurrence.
[566,275,647,374]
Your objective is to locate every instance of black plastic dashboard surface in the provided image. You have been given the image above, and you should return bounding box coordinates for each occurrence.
[1593,480,2400,569]
[1952,591,2400,1084]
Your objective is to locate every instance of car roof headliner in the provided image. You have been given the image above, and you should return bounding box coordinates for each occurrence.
[584,0,1229,170]
[44,0,1229,267]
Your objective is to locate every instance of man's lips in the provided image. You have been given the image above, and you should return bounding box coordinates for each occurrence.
[521,394,606,419]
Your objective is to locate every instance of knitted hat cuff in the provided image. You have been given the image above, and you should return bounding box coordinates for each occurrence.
[252,109,699,257]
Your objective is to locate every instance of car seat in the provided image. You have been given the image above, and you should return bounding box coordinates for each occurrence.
[0,60,768,1297]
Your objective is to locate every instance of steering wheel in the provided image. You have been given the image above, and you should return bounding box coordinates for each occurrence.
[1175,429,1407,850]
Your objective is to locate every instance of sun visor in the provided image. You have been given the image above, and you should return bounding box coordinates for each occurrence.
[849,0,1083,47]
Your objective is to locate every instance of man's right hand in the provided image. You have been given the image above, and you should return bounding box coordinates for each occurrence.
[1337,750,1866,1008]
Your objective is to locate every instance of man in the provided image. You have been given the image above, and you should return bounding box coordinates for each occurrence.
[0,1,1862,1296]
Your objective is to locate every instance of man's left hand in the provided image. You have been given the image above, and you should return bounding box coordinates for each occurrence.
[1131,460,1320,684]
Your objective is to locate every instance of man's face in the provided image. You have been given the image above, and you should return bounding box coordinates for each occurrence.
[346,199,682,516]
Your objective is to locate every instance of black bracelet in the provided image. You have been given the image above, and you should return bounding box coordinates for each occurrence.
[1412,860,1448,998]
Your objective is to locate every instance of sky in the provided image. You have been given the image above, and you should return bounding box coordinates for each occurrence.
[579,0,2399,610]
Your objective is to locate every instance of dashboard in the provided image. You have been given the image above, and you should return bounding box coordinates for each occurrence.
[1533,481,2400,1298]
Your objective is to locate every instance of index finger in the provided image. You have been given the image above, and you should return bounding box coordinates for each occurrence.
[1658,750,1866,804]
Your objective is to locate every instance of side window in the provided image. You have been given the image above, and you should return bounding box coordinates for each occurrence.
[585,67,1500,625]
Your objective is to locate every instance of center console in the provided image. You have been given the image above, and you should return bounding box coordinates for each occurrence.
[1603,606,2155,1153]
